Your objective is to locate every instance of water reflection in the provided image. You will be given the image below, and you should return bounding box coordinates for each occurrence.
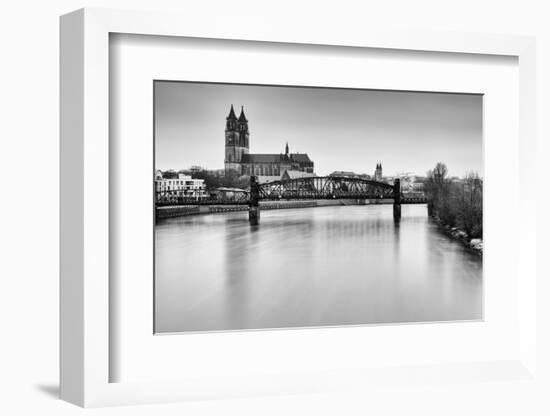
[155,205,482,333]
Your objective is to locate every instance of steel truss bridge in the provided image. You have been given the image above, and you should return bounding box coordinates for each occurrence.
[257,176,396,201]
[155,176,426,207]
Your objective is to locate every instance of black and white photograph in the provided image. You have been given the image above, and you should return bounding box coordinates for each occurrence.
[154,81,483,334]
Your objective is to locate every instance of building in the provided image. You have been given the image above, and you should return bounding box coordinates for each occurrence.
[329,171,358,178]
[155,172,207,200]
[281,170,317,180]
[396,175,426,193]
[373,163,383,181]
[257,175,283,184]
[412,181,425,192]
[224,105,314,176]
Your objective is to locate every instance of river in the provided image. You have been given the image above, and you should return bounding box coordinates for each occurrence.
[155,204,482,333]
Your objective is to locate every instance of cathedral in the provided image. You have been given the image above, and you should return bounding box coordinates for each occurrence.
[224,105,314,176]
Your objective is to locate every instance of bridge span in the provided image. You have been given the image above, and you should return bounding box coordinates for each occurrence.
[156,175,427,224]
[248,175,412,224]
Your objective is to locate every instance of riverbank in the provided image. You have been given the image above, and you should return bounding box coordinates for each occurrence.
[430,215,483,256]
[156,198,395,219]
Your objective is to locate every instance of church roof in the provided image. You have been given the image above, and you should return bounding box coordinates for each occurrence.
[290,153,312,163]
[238,106,248,122]
[226,105,237,120]
[240,153,313,164]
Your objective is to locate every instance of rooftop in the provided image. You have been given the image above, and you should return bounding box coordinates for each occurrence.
[240,153,312,164]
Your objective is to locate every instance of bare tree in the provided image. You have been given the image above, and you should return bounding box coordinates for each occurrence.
[425,163,483,239]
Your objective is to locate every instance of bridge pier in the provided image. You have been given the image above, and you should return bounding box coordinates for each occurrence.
[393,178,401,221]
[249,205,260,225]
[249,175,260,225]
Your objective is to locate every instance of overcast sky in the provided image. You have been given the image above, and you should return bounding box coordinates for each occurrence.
[155,81,482,177]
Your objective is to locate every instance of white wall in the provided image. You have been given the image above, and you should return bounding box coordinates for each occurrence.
[0,1,548,415]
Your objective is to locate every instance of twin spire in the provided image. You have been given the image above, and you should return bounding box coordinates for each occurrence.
[226,104,247,122]
[226,105,290,156]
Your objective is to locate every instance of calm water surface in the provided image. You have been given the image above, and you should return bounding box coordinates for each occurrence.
[155,204,482,333]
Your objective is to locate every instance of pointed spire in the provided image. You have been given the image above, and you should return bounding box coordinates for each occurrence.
[238,105,248,122]
[285,142,289,155]
[226,104,237,120]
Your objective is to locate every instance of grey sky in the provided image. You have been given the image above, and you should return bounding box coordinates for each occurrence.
[154,81,482,177]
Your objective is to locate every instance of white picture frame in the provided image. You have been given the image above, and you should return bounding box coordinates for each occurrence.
[60,8,537,407]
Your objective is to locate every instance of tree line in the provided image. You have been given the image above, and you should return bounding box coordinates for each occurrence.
[187,169,250,191]
[424,162,483,239]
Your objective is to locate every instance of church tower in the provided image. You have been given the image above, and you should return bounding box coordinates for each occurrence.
[237,106,250,149]
[224,105,249,173]
[374,163,383,181]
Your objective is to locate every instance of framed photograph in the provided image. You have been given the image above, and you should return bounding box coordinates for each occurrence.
[60,8,538,407]
[153,81,483,334]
